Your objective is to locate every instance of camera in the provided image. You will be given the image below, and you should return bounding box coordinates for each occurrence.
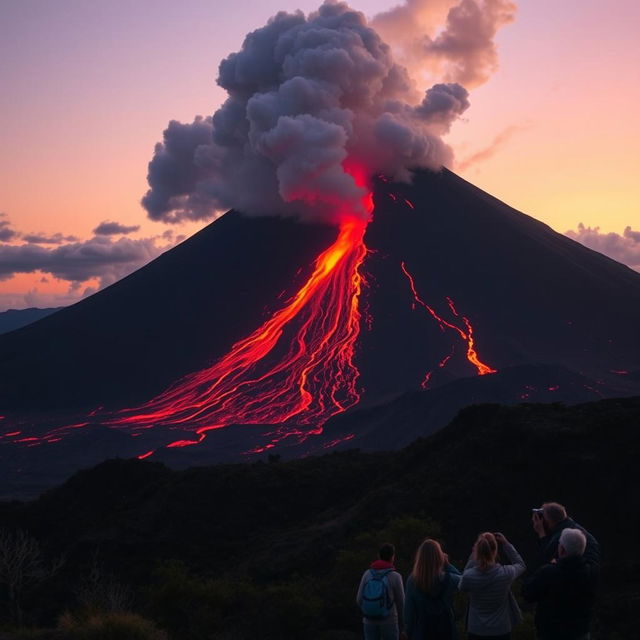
[532,508,544,517]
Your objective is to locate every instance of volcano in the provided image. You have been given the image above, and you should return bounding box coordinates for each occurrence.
[1,169,639,494]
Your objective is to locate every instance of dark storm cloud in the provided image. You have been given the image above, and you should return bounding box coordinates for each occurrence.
[93,221,141,236]
[22,232,79,244]
[0,214,18,243]
[0,236,170,286]
[142,1,471,225]
[566,224,640,272]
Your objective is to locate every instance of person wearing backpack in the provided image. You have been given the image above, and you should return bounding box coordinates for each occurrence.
[404,538,461,640]
[458,532,525,639]
[356,543,405,640]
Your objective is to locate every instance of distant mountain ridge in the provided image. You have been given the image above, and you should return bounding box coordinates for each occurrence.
[0,307,63,335]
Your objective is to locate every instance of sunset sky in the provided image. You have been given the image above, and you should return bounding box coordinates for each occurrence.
[1,0,638,310]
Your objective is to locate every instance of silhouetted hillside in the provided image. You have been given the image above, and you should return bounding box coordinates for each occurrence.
[0,307,62,335]
[1,396,638,639]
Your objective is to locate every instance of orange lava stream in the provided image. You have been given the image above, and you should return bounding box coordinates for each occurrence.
[401,261,496,377]
[109,215,371,446]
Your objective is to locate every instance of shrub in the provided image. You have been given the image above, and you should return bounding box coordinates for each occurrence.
[58,611,167,640]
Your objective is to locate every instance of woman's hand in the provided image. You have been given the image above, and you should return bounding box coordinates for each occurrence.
[494,532,509,545]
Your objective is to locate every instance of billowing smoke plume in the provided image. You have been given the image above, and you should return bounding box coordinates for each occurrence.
[372,0,516,89]
[143,2,473,225]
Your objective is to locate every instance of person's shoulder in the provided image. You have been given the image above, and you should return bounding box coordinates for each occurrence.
[531,562,560,581]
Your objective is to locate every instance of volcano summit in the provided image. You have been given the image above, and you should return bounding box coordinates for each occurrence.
[1,168,639,495]
[1,2,639,495]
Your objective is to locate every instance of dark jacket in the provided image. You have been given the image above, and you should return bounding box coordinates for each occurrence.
[522,555,596,640]
[538,518,600,568]
[404,564,461,640]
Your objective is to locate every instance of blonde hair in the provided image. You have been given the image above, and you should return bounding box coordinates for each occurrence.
[473,532,498,571]
[411,538,446,594]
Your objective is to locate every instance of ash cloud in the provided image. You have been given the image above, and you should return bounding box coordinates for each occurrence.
[566,224,640,272]
[143,1,477,225]
[93,221,141,236]
[372,0,516,89]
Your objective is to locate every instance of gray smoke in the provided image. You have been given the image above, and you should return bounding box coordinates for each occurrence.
[372,0,516,89]
[143,1,471,225]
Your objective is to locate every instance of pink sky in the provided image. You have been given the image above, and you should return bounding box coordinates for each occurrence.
[0,0,638,310]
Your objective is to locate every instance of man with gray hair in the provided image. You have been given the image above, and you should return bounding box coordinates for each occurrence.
[531,502,600,568]
[522,528,596,640]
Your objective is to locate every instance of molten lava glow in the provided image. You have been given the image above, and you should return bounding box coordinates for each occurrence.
[401,262,497,380]
[1,175,498,459]
[108,175,373,450]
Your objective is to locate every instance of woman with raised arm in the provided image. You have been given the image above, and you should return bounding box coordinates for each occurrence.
[458,532,525,640]
[404,538,461,640]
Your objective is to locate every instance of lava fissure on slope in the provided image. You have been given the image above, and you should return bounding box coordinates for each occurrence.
[105,218,369,451]
[99,157,379,458]
[400,261,497,384]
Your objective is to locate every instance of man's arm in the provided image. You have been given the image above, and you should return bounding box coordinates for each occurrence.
[522,565,553,603]
[356,571,367,607]
[495,533,526,579]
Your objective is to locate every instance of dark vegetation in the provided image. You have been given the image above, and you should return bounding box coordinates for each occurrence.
[0,397,638,639]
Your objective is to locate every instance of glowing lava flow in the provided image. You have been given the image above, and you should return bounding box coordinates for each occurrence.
[109,198,373,450]
[401,261,496,380]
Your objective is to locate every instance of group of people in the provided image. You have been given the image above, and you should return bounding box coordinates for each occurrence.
[356,502,600,640]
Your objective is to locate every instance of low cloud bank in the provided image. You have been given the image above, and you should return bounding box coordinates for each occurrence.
[566,224,640,272]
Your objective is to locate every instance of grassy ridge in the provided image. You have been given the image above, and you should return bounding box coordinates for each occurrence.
[1,397,638,638]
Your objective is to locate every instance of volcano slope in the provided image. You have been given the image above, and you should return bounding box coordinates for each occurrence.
[0,168,639,488]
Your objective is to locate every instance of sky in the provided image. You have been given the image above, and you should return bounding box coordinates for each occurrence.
[0,0,639,310]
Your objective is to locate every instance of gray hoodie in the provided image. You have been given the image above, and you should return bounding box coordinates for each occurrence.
[458,543,525,636]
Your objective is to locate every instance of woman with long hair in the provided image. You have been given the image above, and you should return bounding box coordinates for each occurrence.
[404,538,461,640]
[458,532,525,639]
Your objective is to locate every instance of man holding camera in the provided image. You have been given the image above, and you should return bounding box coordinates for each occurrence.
[531,502,600,569]
[523,528,596,640]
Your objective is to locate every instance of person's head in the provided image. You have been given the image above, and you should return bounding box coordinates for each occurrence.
[411,538,446,594]
[379,543,395,563]
[542,502,567,528]
[473,532,498,571]
[558,528,586,558]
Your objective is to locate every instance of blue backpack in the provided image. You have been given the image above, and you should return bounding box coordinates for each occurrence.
[361,568,394,619]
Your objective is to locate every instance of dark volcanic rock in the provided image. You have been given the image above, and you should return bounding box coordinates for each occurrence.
[1,169,638,412]
[0,169,639,496]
